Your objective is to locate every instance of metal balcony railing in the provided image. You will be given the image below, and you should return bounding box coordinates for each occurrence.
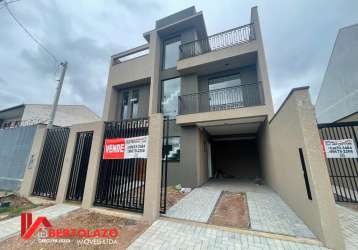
[178,82,264,115]
[179,23,255,59]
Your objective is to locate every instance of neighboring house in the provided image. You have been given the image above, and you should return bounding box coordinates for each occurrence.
[103,6,274,187]
[316,23,358,123]
[0,104,100,128]
[0,104,99,191]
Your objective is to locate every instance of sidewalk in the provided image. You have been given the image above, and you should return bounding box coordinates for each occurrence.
[0,203,79,241]
[128,219,327,250]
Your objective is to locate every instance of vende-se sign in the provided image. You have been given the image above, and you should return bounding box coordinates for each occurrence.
[321,139,358,159]
[103,136,148,160]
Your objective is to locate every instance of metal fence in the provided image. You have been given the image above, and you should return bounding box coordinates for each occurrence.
[318,121,358,203]
[32,127,70,199]
[160,117,169,214]
[66,131,93,201]
[178,83,263,115]
[94,118,149,212]
[179,23,255,59]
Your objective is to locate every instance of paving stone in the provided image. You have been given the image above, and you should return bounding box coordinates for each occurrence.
[0,203,79,241]
[246,191,315,238]
[336,205,358,250]
[165,187,221,223]
[128,220,328,250]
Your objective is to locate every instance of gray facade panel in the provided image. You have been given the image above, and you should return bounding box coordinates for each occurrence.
[0,125,37,191]
[316,24,358,123]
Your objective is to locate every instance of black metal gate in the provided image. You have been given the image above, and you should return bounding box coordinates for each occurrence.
[66,131,93,201]
[32,127,70,199]
[318,121,358,203]
[94,119,148,212]
[160,117,169,214]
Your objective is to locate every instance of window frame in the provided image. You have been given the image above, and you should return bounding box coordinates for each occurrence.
[162,35,181,70]
[160,77,181,119]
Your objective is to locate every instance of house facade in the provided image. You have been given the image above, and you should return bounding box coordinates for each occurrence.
[19,7,345,249]
[103,6,274,187]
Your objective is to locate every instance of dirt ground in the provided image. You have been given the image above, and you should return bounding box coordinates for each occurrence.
[208,191,250,229]
[0,194,50,221]
[337,202,358,212]
[165,186,188,210]
[0,209,149,250]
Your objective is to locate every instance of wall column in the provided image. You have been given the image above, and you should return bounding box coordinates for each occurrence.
[19,124,47,197]
[143,113,163,223]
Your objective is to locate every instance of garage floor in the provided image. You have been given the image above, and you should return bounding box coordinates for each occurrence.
[164,179,315,239]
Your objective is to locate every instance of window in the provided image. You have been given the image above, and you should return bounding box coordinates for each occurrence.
[163,37,181,69]
[208,73,243,111]
[161,78,181,117]
[130,89,139,118]
[163,137,180,161]
[121,91,129,120]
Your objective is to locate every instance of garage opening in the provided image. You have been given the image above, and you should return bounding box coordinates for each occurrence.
[211,136,261,180]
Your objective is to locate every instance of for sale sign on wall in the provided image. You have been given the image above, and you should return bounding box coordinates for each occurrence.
[321,139,358,158]
[103,136,149,159]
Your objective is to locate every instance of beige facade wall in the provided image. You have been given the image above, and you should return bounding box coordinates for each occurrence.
[336,112,358,122]
[56,121,104,204]
[143,113,163,223]
[176,105,269,125]
[258,88,344,250]
[19,124,47,197]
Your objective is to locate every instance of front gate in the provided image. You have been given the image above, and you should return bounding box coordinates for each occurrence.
[94,119,148,212]
[318,121,358,203]
[66,131,93,201]
[32,127,70,199]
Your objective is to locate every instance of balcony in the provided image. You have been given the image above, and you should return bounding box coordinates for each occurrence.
[179,23,255,60]
[109,44,151,86]
[178,82,263,115]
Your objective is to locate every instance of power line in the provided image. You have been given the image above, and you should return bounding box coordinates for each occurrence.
[0,0,22,11]
[3,1,59,65]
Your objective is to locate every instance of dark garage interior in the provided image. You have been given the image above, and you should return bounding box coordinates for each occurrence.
[211,138,261,179]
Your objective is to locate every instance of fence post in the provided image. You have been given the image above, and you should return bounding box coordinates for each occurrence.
[143,113,163,223]
[81,121,105,209]
[19,124,47,197]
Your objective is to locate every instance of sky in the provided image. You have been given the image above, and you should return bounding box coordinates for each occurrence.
[0,0,358,117]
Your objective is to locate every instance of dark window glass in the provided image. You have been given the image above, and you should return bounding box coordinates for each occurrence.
[121,91,129,120]
[131,89,139,119]
[161,78,181,117]
[163,137,180,161]
[208,73,243,110]
[163,37,181,69]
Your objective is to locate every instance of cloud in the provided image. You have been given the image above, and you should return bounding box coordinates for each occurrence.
[0,0,358,117]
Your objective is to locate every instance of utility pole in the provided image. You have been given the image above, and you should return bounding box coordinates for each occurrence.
[47,61,67,128]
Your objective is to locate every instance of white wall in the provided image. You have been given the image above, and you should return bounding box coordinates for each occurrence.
[22,104,100,127]
[316,24,358,123]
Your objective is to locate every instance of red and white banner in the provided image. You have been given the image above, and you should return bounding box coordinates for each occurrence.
[321,139,358,159]
[103,136,148,160]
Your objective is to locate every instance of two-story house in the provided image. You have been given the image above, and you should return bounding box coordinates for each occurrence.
[103,6,273,187]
